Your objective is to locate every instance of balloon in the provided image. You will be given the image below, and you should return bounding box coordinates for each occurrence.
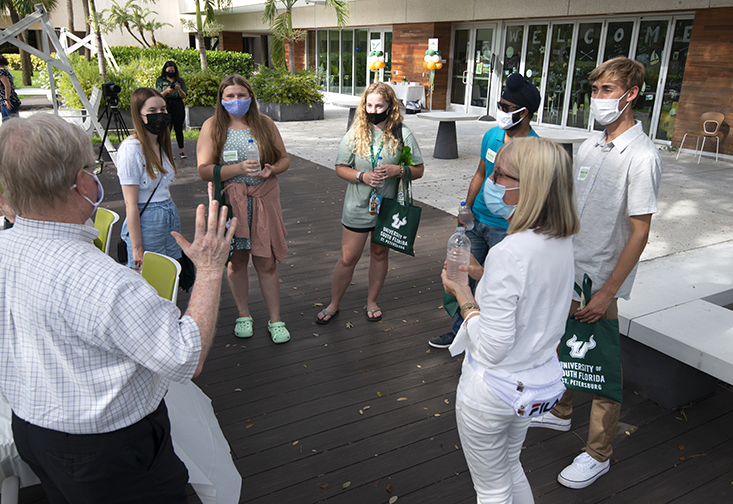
[378,61,385,69]
[424,55,431,63]
[423,62,429,69]
[435,61,443,70]
[431,55,440,63]
[427,61,436,70]
[427,49,436,56]
[369,62,376,70]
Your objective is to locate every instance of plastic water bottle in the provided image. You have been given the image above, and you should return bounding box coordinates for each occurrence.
[246,138,260,175]
[446,227,471,285]
[459,201,474,230]
[373,156,384,187]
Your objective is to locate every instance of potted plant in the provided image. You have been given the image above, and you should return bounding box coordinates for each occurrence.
[249,66,324,122]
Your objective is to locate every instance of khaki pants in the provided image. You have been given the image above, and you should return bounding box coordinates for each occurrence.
[551,299,620,463]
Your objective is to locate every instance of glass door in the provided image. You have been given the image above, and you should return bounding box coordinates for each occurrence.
[449,24,497,114]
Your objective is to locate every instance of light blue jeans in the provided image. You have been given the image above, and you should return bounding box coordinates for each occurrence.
[450,220,507,335]
[121,199,182,269]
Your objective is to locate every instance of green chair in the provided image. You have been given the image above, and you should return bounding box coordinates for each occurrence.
[93,208,119,255]
[141,251,182,304]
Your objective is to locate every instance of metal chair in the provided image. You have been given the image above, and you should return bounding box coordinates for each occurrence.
[677,111,725,164]
[92,207,119,255]
[140,251,181,304]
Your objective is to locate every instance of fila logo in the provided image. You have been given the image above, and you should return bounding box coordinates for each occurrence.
[525,398,560,417]
[565,334,596,359]
[391,214,407,229]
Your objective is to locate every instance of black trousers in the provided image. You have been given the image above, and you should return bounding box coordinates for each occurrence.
[167,97,185,149]
[12,401,189,504]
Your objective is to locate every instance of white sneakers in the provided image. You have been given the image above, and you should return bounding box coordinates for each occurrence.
[528,412,571,431]
[557,452,610,488]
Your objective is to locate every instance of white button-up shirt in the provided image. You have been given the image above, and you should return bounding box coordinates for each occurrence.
[0,217,201,434]
[573,121,662,300]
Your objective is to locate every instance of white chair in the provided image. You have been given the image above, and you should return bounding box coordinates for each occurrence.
[140,251,181,304]
[59,87,102,137]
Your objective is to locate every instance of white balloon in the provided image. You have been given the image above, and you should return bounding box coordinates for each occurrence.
[431,55,440,63]
[424,55,431,63]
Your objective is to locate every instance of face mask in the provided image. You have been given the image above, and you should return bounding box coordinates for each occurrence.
[143,112,171,135]
[222,97,252,118]
[71,170,104,211]
[166,71,176,78]
[366,109,390,125]
[496,107,526,130]
[483,177,519,220]
[591,89,630,126]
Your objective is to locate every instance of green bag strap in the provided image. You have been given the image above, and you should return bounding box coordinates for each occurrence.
[574,274,593,308]
[398,164,413,205]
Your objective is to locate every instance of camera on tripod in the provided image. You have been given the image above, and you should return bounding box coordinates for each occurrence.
[102,82,121,107]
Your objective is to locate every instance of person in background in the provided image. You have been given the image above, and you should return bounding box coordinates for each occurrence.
[315,82,424,325]
[529,56,663,490]
[429,72,541,349]
[197,74,292,344]
[0,112,236,503]
[442,137,579,504]
[117,87,182,270]
[0,54,21,119]
[156,60,188,159]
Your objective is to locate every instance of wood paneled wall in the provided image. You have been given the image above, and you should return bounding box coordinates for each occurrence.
[673,8,733,155]
[220,32,243,53]
[392,23,452,110]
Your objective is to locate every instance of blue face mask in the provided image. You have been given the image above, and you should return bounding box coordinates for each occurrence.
[221,97,252,117]
[483,177,519,220]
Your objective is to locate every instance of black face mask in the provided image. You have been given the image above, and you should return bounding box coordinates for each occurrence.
[166,71,176,78]
[143,113,171,135]
[366,108,390,125]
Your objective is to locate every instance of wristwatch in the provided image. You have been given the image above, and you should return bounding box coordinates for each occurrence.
[460,302,479,314]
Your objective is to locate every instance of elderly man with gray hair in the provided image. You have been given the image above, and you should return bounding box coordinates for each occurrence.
[0,113,237,503]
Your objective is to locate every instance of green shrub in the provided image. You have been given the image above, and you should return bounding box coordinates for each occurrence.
[109,47,254,79]
[186,70,221,107]
[249,66,324,106]
[4,53,49,72]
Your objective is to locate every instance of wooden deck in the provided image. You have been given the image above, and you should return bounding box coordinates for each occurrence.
[18,152,733,504]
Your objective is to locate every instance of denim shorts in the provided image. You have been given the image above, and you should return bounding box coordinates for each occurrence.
[121,198,182,268]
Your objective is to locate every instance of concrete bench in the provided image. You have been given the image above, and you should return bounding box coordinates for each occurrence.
[618,241,733,408]
[417,112,480,159]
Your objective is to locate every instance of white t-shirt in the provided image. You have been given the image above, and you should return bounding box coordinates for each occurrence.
[116,137,175,204]
[456,229,575,413]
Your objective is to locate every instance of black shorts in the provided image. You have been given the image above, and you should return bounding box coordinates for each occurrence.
[343,224,375,234]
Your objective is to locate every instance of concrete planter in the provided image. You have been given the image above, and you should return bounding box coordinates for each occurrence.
[258,101,324,122]
[185,106,215,129]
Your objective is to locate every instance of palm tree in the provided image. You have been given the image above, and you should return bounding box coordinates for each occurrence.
[103,0,147,47]
[263,0,349,73]
[0,0,59,85]
[88,0,107,81]
[182,0,231,70]
[145,18,173,47]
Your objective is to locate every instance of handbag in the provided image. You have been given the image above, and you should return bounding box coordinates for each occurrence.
[371,165,421,256]
[558,274,623,403]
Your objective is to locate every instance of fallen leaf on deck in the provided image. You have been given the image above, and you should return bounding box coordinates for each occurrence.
[320,483,329,489]
[377,391,382,397]
[434,413,441,417]
[444,399,449,404]
[293,441,299,446]
[245,424,254,429]
[342,481,351,489]
[386,484,392,493]
[389,496,398,503]
[234,388,242,392]
[346,322,354,329]
[363,405,371,410]
[397,397,407,401]
[313,333,319,337]
[313,303,323,307]
[679,445,685,450]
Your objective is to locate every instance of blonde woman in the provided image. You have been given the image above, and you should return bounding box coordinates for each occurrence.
[441,137,580,504]
[316,83,425,324]
[117,87,181,269]
[197,74,291,344]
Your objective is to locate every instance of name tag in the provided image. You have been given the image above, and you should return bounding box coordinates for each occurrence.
[485,148,497,164]
[223,150,238,163]
[578,166,590,180]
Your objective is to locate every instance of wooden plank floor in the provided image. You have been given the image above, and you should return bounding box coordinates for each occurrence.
[17,152,733,504]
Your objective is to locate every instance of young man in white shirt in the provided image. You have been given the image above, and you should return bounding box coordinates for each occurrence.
[528,56,663,489]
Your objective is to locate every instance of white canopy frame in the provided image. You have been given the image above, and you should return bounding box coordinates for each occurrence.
[0,4,116,165]
[58,27,119,72]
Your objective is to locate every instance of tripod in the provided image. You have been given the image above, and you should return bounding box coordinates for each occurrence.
[97,97,130,163]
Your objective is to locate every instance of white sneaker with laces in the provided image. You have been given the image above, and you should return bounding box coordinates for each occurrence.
[528,412,571,431]
[557,452,610,489]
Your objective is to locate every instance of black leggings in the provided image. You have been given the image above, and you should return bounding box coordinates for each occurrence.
[166,98,185,150]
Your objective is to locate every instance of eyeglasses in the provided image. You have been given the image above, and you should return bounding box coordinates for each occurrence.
[493,167,519,183]
[497,101,522,113]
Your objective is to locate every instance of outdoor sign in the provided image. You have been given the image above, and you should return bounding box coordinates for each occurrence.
[428,38,438,51]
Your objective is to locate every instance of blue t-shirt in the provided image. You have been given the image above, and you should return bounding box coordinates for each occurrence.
[472,126,538,230]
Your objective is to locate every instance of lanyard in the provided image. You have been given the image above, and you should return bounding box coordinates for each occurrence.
[370,136,385,171]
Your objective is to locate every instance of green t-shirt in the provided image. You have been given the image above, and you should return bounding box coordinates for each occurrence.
[335,125,423,229]
[155,76,187,99]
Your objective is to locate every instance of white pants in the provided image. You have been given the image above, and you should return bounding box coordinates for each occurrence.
[455,392,534,504]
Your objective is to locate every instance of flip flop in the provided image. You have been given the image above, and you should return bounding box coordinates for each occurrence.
[315,308,339,325]
[365,306,382,322]
[268,320,291,344]
[234,316,253,338]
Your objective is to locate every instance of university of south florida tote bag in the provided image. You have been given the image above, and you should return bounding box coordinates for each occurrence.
[372,163,421,256]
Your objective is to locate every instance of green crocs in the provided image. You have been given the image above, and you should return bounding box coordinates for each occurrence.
[268,320,290,344]
[234,316,253,338]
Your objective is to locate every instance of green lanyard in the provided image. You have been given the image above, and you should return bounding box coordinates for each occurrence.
[370,137,385,171]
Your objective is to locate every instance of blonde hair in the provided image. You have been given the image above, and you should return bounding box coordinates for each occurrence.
[0,113,94,216]
[589,56,646,106]
[129,87,176,179]
[496,137,579,238]
[348,82,403,159]
[210,74,280,165]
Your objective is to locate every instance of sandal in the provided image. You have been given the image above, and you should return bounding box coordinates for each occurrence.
[234,316,253,338]
[268,320,291,344]
[315,308,339,325]
[365,306,382,322]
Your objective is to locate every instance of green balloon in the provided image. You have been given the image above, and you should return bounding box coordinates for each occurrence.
[426,49,436,56]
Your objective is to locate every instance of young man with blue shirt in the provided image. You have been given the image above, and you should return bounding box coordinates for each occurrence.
[429,73,541,349]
